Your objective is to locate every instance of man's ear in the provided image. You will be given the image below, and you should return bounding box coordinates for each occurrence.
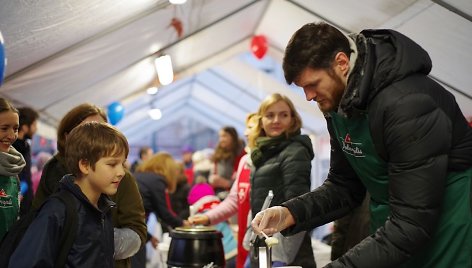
[79,159,90,175]
[334,52,350,77]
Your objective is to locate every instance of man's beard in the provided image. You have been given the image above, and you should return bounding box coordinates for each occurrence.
[24,128,34,140]
[317,70,346,113]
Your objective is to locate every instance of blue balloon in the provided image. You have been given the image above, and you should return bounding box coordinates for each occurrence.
[107,101,125,125]
[0,31,5,86]
[20,181,28,195]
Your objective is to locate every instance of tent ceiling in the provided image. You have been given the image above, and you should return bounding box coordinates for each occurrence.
[0,0,471,152]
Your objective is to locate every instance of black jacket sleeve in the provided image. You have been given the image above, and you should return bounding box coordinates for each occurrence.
[282,119,366,233]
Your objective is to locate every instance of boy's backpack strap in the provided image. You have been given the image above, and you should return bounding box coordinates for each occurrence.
[51,190,78,268]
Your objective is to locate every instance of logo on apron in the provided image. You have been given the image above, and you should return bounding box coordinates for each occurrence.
[340,134,365,157]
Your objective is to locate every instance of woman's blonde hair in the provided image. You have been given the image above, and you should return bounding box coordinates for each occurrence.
[244,112,258,149]
[248,93,302,148]
[137,152,178,193]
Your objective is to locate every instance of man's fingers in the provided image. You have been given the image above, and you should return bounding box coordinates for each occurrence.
[259,211,271,230]
[262,227,277,236]
[251,212,265,233]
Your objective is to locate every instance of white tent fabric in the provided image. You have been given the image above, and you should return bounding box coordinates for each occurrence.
[0,0,471,153]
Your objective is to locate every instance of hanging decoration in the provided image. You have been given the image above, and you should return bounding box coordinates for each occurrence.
[250,35,268,60]
[107,101,125,125]
[169,17,184,38]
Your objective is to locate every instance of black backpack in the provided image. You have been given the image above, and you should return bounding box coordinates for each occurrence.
[0,190,78,267]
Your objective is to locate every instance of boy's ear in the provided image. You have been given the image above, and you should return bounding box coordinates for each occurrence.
[78,159,90,175]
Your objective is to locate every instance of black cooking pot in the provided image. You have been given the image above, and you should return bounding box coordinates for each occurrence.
[167,226,225,268]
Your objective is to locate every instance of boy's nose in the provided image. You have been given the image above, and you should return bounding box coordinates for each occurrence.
[117,166,126,177]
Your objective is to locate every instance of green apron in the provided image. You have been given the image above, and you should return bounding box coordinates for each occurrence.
[0,175,20,239]
[330,112,472,267]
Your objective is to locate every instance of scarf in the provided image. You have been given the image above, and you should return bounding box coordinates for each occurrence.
[251,130,301,168]
[0,146,26,176]
[337,33,370,117]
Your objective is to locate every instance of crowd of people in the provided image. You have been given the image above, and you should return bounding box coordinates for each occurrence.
[1,20,471,268]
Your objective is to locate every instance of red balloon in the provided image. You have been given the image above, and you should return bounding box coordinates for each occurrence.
[250,35,268,59]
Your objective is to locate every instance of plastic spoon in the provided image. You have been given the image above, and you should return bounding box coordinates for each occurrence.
[261,231,279,247]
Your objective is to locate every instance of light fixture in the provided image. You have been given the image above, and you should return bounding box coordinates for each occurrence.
[148,108,162,120]
[169,0,187,4]
[154,55,173,86]
[146,86,158,95]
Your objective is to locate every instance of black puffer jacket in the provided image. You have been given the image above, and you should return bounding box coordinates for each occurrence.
[250,134,314,217]
[10,175,115,267]
[282,30,472,267]
[250,134,316,267]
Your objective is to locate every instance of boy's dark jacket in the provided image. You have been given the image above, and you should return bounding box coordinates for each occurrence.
[10,175,115,267]
[33,154,147,268]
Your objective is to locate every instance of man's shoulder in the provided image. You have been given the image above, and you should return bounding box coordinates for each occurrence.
[12,139,29,154]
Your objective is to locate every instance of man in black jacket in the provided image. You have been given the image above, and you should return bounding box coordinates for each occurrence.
[13,106,39,216]
[251,22,472,267]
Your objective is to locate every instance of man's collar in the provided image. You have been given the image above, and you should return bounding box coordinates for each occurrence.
[346,34,359,80]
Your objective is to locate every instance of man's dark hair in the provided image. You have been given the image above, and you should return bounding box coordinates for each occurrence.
[139,146,151,159]
[18,107,39,127]
[283,22,352,84]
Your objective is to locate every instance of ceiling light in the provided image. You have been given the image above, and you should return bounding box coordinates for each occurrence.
[169,0,187,4]
[146,87,158,95]
[154,55,173,86]
[148,108,162,120]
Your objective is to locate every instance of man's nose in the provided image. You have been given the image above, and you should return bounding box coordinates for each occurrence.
[303,88,316,101]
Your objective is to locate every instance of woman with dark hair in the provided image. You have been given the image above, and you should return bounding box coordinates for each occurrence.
[32,103,147,268]
[209,126,245,199]
[188,113,258,268]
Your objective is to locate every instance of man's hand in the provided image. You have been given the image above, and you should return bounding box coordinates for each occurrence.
[251,206,295,235]
[150,236,159,249]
